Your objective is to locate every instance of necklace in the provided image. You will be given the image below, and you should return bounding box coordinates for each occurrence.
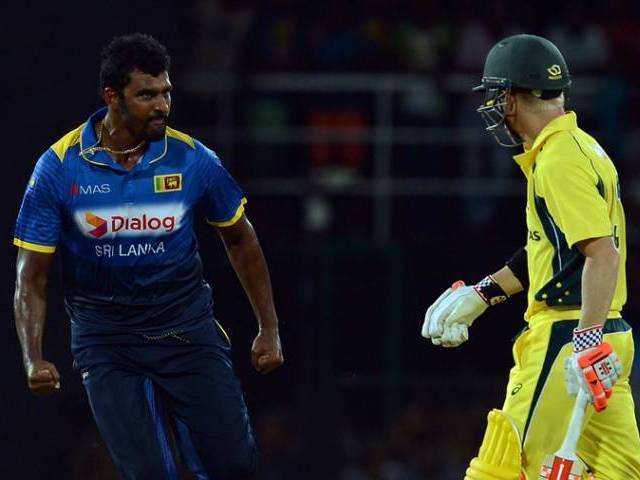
[90,120,146,155]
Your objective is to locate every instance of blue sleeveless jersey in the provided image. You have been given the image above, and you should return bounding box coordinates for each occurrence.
[14,108,246,338]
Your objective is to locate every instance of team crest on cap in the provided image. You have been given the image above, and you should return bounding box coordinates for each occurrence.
[154,174,182,193]
[547,64,562,80]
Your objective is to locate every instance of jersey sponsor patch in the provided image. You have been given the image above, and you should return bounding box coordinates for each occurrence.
[71,183,111,195]
[73,203,186,239]
[154,173,182,193]
[85,212,108,238]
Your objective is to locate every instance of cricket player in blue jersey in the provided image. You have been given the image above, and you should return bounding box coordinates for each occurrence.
[13,33,283,480]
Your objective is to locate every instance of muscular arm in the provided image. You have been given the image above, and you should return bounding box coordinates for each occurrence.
[217,214,278,332]
[217,214,283,373]
[14,248,60,395]
[576,236,619,330]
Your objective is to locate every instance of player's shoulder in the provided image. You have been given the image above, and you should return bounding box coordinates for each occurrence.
[164,127,226,171]
[189,137,224,166]
[540,129,578,154]
[165,127,222,163]
[536,129,600,173]
[568,127,612,164]
[50,122,85,162]
[166,126,196,150]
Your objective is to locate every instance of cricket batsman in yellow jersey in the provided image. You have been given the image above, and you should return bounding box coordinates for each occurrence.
[421,34,640,479]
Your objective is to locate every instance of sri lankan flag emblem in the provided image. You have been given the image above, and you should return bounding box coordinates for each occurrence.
[154,174,182,193]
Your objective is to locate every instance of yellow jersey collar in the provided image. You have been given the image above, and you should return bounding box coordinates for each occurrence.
[513,111,578,171]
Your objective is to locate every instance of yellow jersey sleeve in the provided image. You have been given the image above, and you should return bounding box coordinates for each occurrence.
[534,140,612,248]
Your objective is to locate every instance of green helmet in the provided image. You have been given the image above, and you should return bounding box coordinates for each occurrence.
[474,34,571,147]
[478,34,571,92]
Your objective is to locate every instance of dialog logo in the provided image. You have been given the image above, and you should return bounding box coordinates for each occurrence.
[110,214,176,233]
[75,204,185,239]
[85,212,108,238]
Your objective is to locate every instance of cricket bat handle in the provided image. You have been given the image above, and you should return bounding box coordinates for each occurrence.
[539,391,590,479]
[555,390,589,460]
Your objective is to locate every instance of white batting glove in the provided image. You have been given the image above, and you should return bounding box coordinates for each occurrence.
[421,280,489,347]
[421,282,459,340]
[439,322,471,348]
[564,325,623,412]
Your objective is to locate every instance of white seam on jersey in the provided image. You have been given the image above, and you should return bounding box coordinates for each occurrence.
[83,158,109,166]
[78,123,169,165]
[543,209,563,270]
[78,124,105,164]
[148,136,168,164]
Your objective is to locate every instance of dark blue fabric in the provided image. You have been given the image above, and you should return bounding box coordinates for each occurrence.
[78,319,256,480]
[144,378,179,480]
[172,415,210,480]
[13,149,63,247]
[14,108,246,338]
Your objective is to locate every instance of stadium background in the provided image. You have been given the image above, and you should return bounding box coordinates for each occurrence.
[1,1,639,478]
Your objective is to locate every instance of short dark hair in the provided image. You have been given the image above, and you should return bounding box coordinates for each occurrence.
[99,33,170,93]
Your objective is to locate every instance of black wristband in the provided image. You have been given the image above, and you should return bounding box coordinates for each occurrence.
[505,246,528,289]
[474,275,509,306]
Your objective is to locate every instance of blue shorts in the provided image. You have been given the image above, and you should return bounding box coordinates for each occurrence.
[72,319,256,480]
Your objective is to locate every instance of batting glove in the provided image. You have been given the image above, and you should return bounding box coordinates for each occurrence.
[564,325,623,412]
[421,280,489,348]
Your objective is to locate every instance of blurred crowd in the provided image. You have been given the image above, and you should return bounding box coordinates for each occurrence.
[172,2,640,479]
[45,2,640,479]
[6,2,640,479]
[181,0,640,199]
[189,0,640,76]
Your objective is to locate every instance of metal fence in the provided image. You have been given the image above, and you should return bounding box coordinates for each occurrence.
[181,73,611,244]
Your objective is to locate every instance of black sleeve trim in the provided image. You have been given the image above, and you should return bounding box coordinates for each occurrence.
[506,246,529,289]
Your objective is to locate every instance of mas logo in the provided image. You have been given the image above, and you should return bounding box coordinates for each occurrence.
[71,183,111,195]
[76,204,185,239]
[154,174,182,193]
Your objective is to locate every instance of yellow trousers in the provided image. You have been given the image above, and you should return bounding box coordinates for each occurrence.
[500,319,640,479]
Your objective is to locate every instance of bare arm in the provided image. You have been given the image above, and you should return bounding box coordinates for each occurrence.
[14,248,60,395]
[475,247,526,303]
[217,214,283,373]
[492,265,525,296]
[217,214,278,332]
[576,236,619,330]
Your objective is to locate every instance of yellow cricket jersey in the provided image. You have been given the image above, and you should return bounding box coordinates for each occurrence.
[513,112,626,324]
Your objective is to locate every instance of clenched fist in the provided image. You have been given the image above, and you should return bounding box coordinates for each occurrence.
[421,281,489,347]
[26,359,61,396]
